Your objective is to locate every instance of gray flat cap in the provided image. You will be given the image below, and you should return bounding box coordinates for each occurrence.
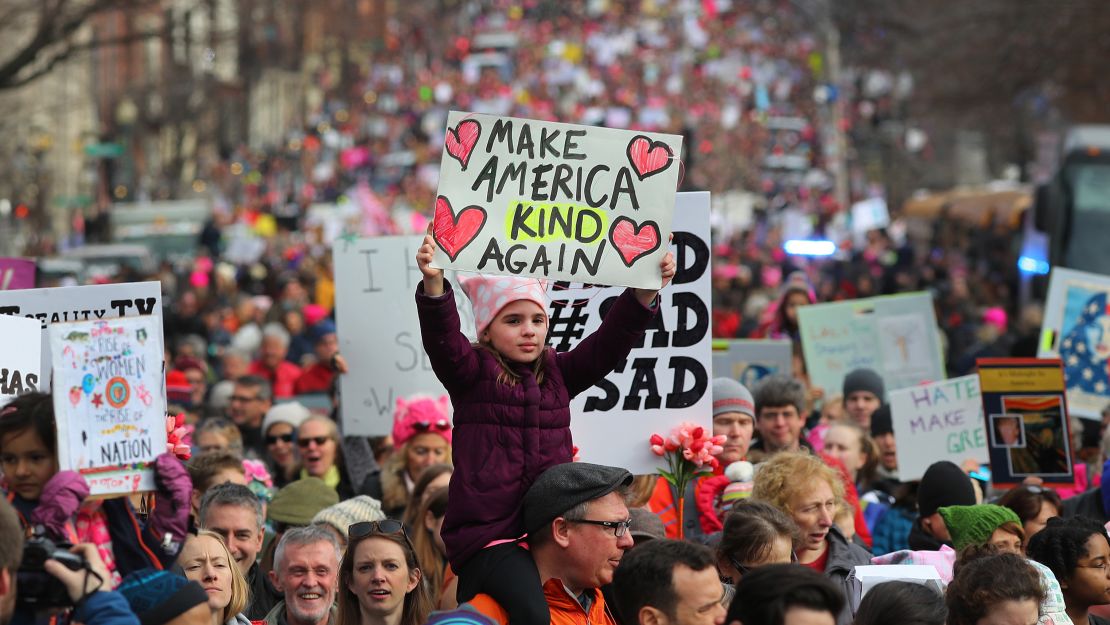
[523,462,633,535]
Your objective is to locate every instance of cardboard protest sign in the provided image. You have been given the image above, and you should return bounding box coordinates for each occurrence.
[0,258,35,290]
[977,358,1073,485]
[335,236,479,436]
[798,292,945,399]
[0,315,42,403]
[335,192,712,473]
[0,281,162,388]
[889,375,988,481]
[853,565,945,600]
[431,111,683,290]
[1038,267,1110,420]
[49,316,167,496]
[559,192,712,473]
[711,339,792,387]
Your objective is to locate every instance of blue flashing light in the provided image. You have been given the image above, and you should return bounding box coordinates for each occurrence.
[1017,255,1050,275]
[783,239,837,257]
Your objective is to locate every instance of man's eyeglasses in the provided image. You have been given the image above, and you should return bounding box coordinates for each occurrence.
[266,434,294,445]
[568,518,632,537]
[297,436,331,448]
[230,395,262,403]
[349,520,415,550]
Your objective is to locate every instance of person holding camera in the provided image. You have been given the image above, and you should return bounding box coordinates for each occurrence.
[0,497,139,625]
[0,393,193,583]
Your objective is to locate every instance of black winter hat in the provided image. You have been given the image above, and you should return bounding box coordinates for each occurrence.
[870,404,893,437]
[917,460,976,518]
[843,368,886,400]
[523,462,633,535]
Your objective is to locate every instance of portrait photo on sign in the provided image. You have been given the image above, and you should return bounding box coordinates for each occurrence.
[989,413,1026,448]
[998,395,1070,477]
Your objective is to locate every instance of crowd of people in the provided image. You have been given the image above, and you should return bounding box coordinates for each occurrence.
[5,3,1094,625]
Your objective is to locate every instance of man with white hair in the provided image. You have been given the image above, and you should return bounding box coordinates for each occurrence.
[250,322,302,398]
[265,525,340,625]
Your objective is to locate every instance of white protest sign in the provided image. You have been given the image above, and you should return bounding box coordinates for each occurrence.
[0,281,163,388]
[431,111,683,289]
[49,316,167,496]
[889,374,988,481]
[0,315,42,402]
[335,192,712,473]
[853,565,945,599]
[335,237,478,436]
[563,192,712,473]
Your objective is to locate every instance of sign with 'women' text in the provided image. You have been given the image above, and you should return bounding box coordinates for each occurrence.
[50,316,167,497]
[430,111,683,290]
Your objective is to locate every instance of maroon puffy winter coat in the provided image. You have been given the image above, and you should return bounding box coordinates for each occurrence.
[416,281,655,570]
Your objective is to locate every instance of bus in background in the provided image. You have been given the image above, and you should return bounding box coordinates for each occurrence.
[1028,125,1110,278]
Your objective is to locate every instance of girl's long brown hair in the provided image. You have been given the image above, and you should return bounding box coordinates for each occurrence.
[337,532,433,625]
[476,343,551,387]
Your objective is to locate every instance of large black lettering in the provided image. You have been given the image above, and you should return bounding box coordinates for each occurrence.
[610,167,640,210]
[673,231,709,284]
[476,238,505,272]
[622,357,662,410]
[671,292,709,348]
[583,378,621,412]
[666,356,708,409]
[584,165,610,208]
[471,156,499,203]
[485,119,514,153]
[569,241,606,276]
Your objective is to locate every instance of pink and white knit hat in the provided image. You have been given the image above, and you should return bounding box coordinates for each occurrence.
[457,274,548,337]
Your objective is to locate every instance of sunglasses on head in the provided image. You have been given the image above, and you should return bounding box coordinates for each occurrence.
[297,436,331,448]
[348,520,415,550]
[411,419,450,433]
[266,433,294,445]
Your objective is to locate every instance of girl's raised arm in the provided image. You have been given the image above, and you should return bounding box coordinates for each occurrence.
[416,225,445,296]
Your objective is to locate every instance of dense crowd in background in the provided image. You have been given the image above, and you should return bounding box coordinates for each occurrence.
[2,3,1094,625]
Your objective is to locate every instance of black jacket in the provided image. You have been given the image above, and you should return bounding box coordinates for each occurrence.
[1062,487,1109,524]
[906,517,948,551]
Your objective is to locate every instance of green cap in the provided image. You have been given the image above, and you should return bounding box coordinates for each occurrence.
[938,504,1022,551]
[269,477,339,526]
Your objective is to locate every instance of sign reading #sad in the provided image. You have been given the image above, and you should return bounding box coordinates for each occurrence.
[431,111,683,290]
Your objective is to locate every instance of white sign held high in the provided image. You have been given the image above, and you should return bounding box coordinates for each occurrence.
[0,281,163,388]
[431,111,683,290]
[336,193,713,473]
[0,315,42,403]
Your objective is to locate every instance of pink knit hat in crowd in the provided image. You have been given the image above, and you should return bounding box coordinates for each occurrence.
[393,394,453,448]
[457,274,548,337]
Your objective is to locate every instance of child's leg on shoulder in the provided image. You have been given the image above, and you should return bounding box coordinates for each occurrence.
[456,542,549,625]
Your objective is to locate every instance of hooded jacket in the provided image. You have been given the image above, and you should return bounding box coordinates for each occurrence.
[906,517,949,551]
[823,525,872,625]
[417,280,655,570]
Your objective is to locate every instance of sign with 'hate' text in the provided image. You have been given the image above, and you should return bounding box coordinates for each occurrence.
[430,111,683,290]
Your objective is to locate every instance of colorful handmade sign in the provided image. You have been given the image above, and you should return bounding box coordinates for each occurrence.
[431,111,683,290]
[49,316,167,496]
[977,358,1073,485]
[1038,267,1110,420]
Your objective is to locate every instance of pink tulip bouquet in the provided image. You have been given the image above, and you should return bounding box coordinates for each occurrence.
[649,422,726,538]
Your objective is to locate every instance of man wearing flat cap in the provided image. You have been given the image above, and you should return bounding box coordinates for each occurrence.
[466,462,634,625]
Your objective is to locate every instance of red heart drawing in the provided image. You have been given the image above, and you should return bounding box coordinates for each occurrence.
[626,135,674,181]
[609,217,661,267]
[444,119,483,170]
[433,196,487,262]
